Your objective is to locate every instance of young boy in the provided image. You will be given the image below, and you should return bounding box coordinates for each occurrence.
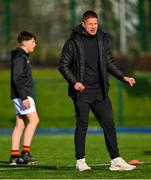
[9,31,39,165]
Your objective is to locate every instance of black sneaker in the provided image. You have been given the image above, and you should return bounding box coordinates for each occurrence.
[20,152,37,165]
[9,156,24,165]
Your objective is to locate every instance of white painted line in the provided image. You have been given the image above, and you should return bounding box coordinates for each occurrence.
[0,167,27,171]
[0,161,148,172]
[90,163,110,166]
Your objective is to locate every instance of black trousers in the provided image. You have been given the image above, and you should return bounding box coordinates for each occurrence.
[73,92,120,160]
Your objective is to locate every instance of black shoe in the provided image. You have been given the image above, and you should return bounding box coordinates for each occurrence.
[20,152,37,165]
[9,156,24,165]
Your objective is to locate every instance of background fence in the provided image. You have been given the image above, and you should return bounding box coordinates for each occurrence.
[0,0,151,129]
[0,68,150,129]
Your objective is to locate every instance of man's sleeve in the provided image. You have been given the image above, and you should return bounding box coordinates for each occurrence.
[59,40,77,85]
[106,35,125,81]
[12,57,27,100]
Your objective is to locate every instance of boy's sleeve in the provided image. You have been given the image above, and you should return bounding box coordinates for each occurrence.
[12,57,28,100]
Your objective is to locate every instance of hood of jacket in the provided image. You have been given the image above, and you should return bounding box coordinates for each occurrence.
[70,24,106,40]
[71,24,97,39]
[11,47,29,59]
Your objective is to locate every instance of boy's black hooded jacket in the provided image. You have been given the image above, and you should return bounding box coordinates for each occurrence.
[11,47,33,100]
[59,24,125,99]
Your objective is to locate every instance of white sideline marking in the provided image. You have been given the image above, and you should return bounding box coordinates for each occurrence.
[0,164,109,171]
[0,167,27,171]
[0,162,148,171]
[90,163,110,166]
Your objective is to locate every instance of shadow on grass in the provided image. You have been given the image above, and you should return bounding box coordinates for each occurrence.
[0,161,8,164]
[0,164,108,171]
[143,150,151,155]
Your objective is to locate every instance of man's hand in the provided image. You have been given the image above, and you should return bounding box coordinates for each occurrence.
[74,82,85,92]
[123,76,136,86]
[23,99,30,109]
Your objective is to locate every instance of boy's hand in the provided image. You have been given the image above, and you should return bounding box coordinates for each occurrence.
[123,76,136,86]
[23,99,30,109]
[74,82,85,92]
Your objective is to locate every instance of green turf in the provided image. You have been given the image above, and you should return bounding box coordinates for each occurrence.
[0,68,151,128]
[0,134,151,179]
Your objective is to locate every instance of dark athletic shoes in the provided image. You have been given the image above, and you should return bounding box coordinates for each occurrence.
[20,152,37,165]
[9,152,36,165]
[9,156,24,165]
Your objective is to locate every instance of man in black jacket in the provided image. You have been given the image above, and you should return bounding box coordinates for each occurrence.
[9,31,39,165]
[59,10,136,171]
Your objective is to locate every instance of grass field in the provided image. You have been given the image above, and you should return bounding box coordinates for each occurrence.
[0,68,151,128]
[1,134,151,179]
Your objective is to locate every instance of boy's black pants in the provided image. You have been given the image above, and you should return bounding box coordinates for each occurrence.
[73,92,120,160]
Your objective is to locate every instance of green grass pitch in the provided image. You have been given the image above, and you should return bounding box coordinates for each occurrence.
[0,134,151,179]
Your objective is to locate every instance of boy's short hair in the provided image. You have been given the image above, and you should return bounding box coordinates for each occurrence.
[82,10,98,21]
[17,31,36,43]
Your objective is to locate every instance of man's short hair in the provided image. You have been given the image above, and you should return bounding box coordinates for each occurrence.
[17,31,36,43]
[82,10,98,21]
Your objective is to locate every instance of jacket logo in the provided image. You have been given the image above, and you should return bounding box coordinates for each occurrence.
[27,60,30,63]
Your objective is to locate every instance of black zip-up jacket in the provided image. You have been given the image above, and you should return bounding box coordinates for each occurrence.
[59,25,125,99]
[11,47,33,100]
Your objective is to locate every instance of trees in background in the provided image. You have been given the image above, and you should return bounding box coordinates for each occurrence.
[0,0,150,60]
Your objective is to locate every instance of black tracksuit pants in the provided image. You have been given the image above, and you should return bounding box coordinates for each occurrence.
[73,92,120,160]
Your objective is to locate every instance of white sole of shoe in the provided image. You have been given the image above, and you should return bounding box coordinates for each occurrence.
[27,161,37,165]
[76,168,91,172]
[9,162,17,165]
[109,166,136,171]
